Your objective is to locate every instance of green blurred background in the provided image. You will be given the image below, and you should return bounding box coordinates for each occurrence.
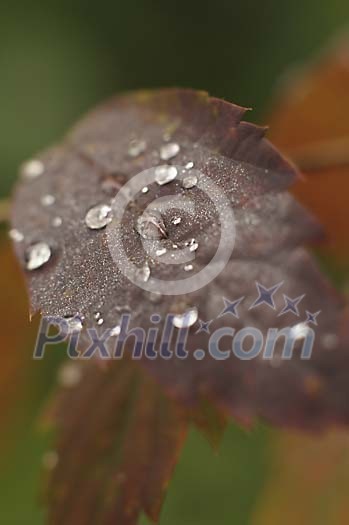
[1,0,349,523]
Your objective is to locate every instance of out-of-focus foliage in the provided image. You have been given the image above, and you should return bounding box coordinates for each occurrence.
[269,38,349,276]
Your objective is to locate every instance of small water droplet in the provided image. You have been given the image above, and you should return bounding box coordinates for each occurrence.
[25,242,51,270]
[184,264,193,271]
[173,307,198,328]
[9,229,24,242]
[141,186,149,194]
[128,139,147,157]
[155,165,178,185]
[85,204,112,230]
[52,217,62,227]
[160,142,180,161]
[136,210,167,240]
[97,318,104,326]
[188,238,198,252]
[171,216,182,225]
[290,322,311,340]
[181,173,198,189]
[185,161,194,169]
[110,325,121,337]
[58,361,83,387]
[136,263,151,282]
[156,247,167,256]
[64,315,84,333]
[41,194,55,206]
[94,312,101,320]
[21,159,44,179]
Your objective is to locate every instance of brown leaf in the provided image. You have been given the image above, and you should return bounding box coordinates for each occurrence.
[268,38,349,266]
[45,358,187,525]
[10,89,349,433]
[252,429,349,525]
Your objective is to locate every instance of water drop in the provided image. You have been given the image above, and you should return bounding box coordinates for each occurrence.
[25,242,51,270]
[85,204,112,230]
[41,194,55,206]
[58,361,83,387]
[184,264,193,271]
[156,247,167,256]
[185,161,194,169]
[136,262,151,282]
[173,307,198,328]
[128,139,147,158]
[181,173,198,189]
[155,165,177,185]
[64,315,84,333]
[52,217,62,227]
[9,229,24,242]
[141,186,149,194]
[160,142,180,161]
[110,325,121,337]
[290,322,311,340]
[21,159,44,180]
[171,216,182,225]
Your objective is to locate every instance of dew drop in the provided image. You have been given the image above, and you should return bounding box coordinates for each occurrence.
[290,322,311,340]
[110,325,121,337]
[181,173,198,189]
[185,161,194,169]
[21,159,44,180]
[173,307,198,328]
[141,186,149,194]
[136,262,151,282]
[25,242,51,270]
[64,315,84,333]
[41,194,55,206]
[160,142,180,161]
[155,165,177,185]
[58,361,83,387]
[85,204,112,230]
[171,216,182,225]
[128,139,147,158]
[52,217,62,227]
[9,229,24,242]
[184,264,193,272]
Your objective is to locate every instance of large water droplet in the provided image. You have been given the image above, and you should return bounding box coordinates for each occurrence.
[173,307,198,328]
[155,165,177,185]
[85,204,112,230]
[160,142,180,161]
[25,242,51,270]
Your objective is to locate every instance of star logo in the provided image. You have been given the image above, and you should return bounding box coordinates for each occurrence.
[195,319,212,334]
[278,294,305,316]
[305,310,321,326]
[218,297,245,319]
[249,282,284,310]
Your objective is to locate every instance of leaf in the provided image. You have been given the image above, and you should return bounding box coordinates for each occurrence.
[268,37,349,269]
[0,237,38,452]
[252,429,349,525]
[45,358,188,525]
[10,89,348,430]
